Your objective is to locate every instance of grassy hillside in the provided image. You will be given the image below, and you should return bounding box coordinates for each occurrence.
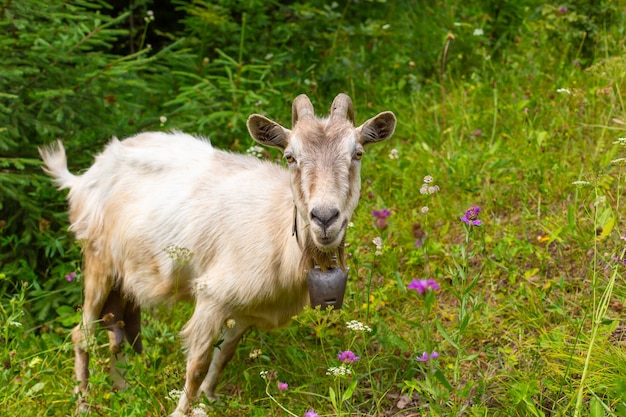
[1,1,625,416]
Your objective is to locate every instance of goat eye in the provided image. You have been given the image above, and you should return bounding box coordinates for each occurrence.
[353,150,363,161]
[284,154,296,164]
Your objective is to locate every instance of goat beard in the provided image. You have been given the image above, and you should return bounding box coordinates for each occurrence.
[300,233,346,273]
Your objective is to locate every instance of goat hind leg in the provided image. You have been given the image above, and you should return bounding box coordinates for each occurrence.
[72,255,114,411]
[71,324,91,413]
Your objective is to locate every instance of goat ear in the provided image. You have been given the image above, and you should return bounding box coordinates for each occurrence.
[356,111,396,146]
[247,114,290,150]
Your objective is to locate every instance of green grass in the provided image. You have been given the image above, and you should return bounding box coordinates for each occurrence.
[3,2,626,417]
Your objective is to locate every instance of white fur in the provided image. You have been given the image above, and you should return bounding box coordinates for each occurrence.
[40,94,396,416]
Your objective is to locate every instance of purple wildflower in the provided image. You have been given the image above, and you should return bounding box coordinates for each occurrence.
[278,381,289,391]
[337,350,360,363]
[372,209,391,218]
[460,206,482,226]
[426,279,438,289]
[372,209,391,230]
[407,278,440,295]
[474,129,483,137]
[559,6,568,13]
[304,410,319,417]
[572,60,580,67]
[65,271,76,282]
[416,351,440,362]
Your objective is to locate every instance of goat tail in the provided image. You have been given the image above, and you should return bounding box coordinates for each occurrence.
[38,140,77,190]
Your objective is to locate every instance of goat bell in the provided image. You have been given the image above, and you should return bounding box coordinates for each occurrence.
[306,267,348,310]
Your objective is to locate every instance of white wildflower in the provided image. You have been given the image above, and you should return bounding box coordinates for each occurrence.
[10,321,22,327]
[611,157,626,166]
[326,364,352,377]
[259,370,269,379]
[556,88,571,95]
[346,320,372,332]
[249,349,262,359]
[164,245,194,265]
[145,10,155,22]
[166,389,184,401]
[473,28,484,36]
[372,237,383,256]
[246,145,265,158]
[159,116,167,124]
[571,180,591,186]
[420,176,440,194]
[427,185,440,194]
[191,404,208,417]
[613,137,626,146]
[421,206,429,213]
[388,148,399,159]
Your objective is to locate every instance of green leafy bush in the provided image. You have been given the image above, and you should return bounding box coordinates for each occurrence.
[0,0,186,318]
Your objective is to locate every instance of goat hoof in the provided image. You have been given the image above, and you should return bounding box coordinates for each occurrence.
[112,380,129,392]
[75,397,90,415]
[202,391,217,402]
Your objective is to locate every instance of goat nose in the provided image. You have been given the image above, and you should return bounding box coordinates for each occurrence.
[310,207,340,230]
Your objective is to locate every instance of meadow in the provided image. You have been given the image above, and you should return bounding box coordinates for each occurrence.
[1,1,626,416]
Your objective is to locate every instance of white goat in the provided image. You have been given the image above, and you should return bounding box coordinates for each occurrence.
[40,94,396,416]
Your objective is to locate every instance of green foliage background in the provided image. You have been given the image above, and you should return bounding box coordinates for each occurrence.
[1,0,626,416]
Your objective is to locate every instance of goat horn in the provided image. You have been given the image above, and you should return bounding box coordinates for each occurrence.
[292,94,315,128]
[329,93,355,124]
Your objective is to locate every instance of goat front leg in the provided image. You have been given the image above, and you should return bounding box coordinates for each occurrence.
[200,320,250,400]
[171,303,224,417]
